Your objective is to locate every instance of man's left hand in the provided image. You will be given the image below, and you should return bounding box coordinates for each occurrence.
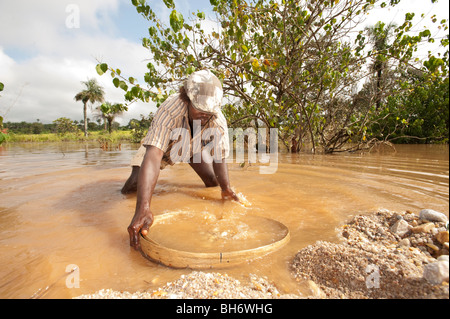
[221,188,240,202]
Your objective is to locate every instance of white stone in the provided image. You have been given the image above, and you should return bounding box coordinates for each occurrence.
[390,219,411,237]
[419,209,448,223]
[423,261,449,285]
[307,280,324,298]
[398,238,410,247]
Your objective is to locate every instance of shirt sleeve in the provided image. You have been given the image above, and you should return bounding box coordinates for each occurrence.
[141,97,178,153]
[142,123,173,153]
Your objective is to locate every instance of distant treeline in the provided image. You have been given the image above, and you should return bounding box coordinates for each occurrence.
[3,113,153,144]
[4,119,125,134]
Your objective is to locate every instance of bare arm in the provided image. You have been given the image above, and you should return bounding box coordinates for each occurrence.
[213,159,239,201]
[127,145,164,250]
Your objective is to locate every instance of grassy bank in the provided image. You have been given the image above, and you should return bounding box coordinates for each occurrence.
[3,130,135,143]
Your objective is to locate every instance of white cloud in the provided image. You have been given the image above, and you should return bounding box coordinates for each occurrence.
[0,0,156,125]
[0,1,119,54]
[0,45,154,124]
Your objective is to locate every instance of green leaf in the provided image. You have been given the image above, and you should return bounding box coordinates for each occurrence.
[96,63,108,76]
[170,10,184,33]
[148,26,157,36]
[186,66,196,74]
[182,37,190,49]
[119,81,128,91]
[0,82,4,92]
[131,86,141,97]
[113,78,120,88]
[405,12,415,21]
[96,64,103,75]
[142,37,150,47]
[163,0,175,8]
[197,11,205,20]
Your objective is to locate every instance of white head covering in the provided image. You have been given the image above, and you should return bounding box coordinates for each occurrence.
[185,70,223,115]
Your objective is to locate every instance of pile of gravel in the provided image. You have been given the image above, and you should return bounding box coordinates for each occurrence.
[75,272,299,299]
[291,209,449,299]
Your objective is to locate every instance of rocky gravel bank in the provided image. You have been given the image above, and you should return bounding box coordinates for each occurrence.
[291,209,449,298]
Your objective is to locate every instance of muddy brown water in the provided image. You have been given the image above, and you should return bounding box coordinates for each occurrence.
[0,142,448,298]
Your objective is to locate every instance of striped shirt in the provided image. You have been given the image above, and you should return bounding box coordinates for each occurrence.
[142,94,230,169]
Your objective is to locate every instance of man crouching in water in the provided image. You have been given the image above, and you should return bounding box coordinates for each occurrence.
[123,70,240,250]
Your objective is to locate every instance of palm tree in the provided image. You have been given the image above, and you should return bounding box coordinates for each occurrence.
[365,22,397,110]
[98,102,128,134]
[74,78,105,137]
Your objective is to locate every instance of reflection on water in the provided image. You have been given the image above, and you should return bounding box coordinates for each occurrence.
[0,142,140,180]
[147,211,289,253]
[0,142,448,298]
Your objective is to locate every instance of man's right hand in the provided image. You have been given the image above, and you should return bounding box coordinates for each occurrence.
[127,146,163,251]
[127,210,154,250]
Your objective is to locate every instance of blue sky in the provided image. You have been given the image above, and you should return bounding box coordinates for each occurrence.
[0,0,448,125]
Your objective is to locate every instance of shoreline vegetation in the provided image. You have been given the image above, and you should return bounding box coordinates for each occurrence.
[1,131,448,158]
[2,131,449,146]
[1,130,134,144]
